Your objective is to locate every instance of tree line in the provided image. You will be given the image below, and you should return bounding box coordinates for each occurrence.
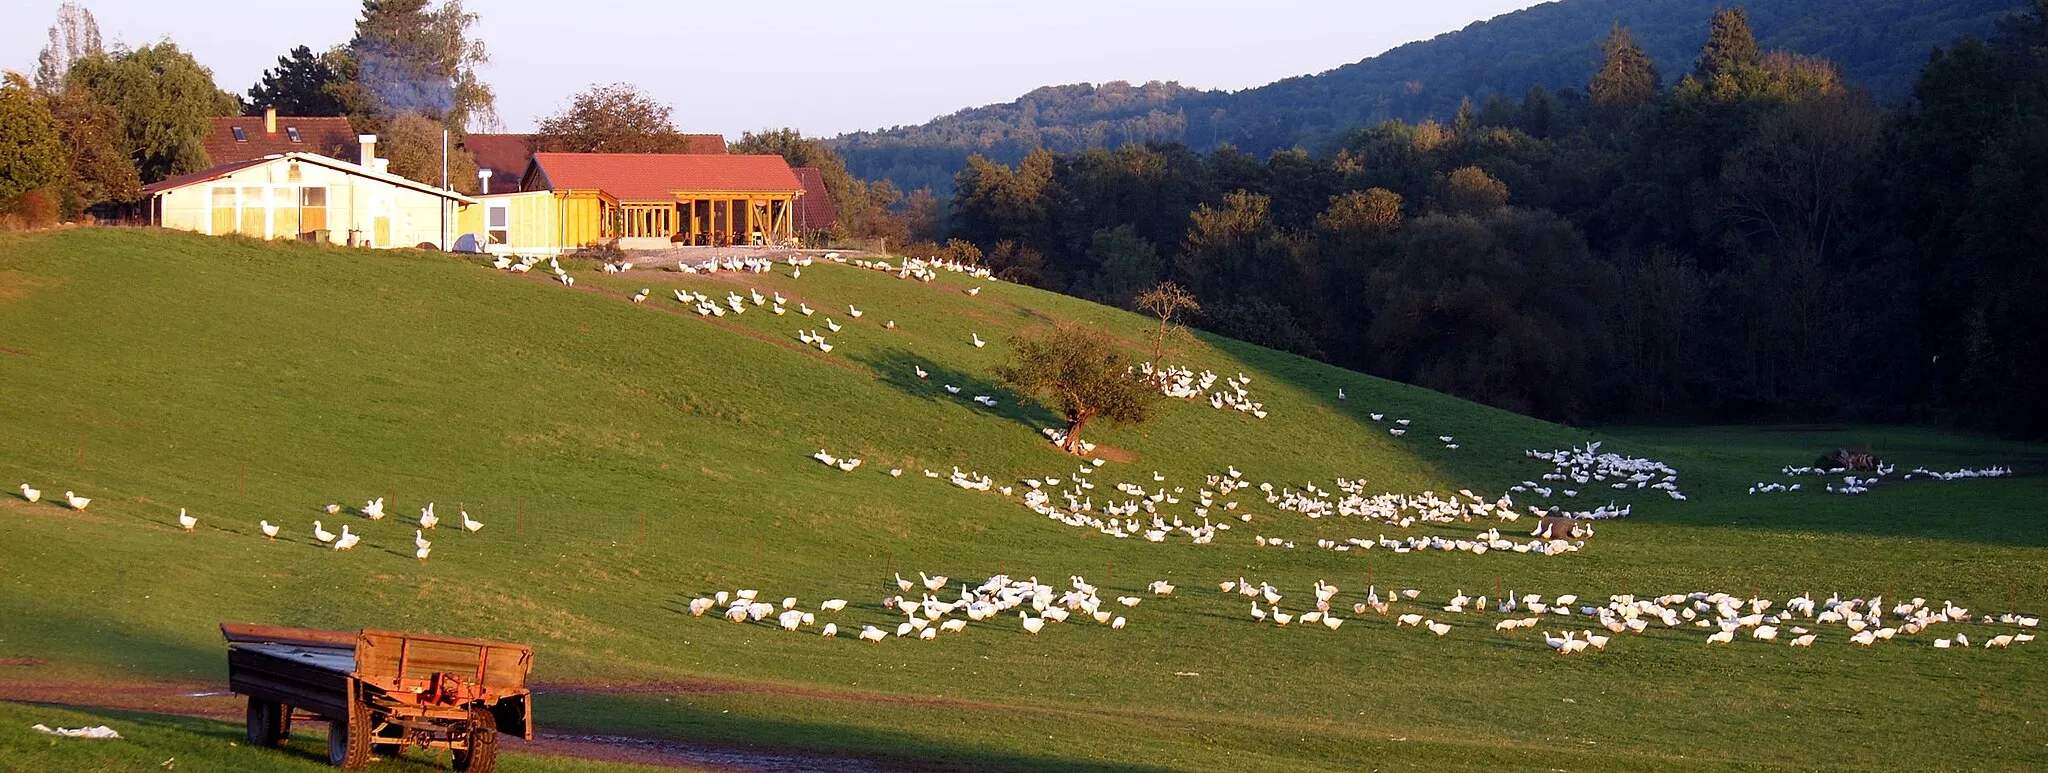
[942,4,2048,435]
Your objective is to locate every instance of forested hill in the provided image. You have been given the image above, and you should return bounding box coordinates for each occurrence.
[835,0,2024,193]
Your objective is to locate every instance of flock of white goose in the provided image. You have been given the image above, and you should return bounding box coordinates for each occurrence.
[690,572,1167,640]
[15,483,481,561]
[688,570,2039,654]
[1751,463,2014,496]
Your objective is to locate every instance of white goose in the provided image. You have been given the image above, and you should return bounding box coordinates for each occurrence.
[313,520,336,543]
[176,508,197,532]
[414,545,430,561]
[332,525,359,551]
[363,497,385,520]
[847,304,863,318]
[19,484,40,503]
[419,505,439,530]
[64,491,90,510]
[260,520,280,540]
[971,333,986,348]
[915,366,928,379]
[460,509,484,533]
[414,530,432,551]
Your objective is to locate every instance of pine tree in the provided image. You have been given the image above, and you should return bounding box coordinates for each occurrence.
[1696,7,1762,80]
[1589,23,1660,109]
[247,46,347,116]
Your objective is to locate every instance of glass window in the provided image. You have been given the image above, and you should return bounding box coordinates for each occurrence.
[286,127,301,143]
[301,187,327,234]
[210,187,236,234]
[488,205,507,228]
[238,186,266,237]
[231,126,247,142]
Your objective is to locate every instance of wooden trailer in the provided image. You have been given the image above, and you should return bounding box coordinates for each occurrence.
[222,623,534,771]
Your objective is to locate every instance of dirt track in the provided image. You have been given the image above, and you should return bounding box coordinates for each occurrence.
[0,675,902,772]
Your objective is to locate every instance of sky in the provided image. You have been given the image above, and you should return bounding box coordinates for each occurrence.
[4,0,1550,138]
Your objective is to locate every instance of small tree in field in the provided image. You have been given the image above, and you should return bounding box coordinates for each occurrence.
[993,324,1157,454]
[1135,281,1200,364]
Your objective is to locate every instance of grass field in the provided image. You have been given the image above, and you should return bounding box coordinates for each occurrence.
[0,228,2044,771]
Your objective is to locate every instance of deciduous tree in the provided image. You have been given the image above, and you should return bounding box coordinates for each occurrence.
[534,83,688,153]
[0,73,67,206]
[992,324,1157,453]
[32,2,101,93]
[1134,281,1199,363]
[65,43,241,182]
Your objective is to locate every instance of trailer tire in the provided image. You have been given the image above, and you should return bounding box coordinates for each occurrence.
[452,705,497,773]
[327,711,371,769]
[245,697,289,747]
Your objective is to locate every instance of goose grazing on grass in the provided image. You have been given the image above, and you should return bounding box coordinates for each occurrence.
[859,625,886,642]
[967,287,981,296]
[1706,630,1735,645]
[821,623,837,638]
[689,598,715,616]
[313,521,335,543]
[260,520,279,540]
[18,484,39,503]
[176,509,197,532]
[324,504,341,514]
[820,599,847,612]
[1426,620,1452,636]
[460,509,483,533]
[971,333,986,348]
[631,288,649,304]
[64,491,90,510]
[885,320,896,329]
[944,384,961,394]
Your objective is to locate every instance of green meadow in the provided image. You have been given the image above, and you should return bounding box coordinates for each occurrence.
[0,228,2042,771]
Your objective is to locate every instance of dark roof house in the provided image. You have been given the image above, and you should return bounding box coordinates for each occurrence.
[206,109,358,166]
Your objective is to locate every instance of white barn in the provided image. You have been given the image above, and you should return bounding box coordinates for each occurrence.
[141,140,474,249]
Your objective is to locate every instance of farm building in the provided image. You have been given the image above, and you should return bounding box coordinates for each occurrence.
[463,133,730,195]
[491,152,807,251]
[141,141,475,248]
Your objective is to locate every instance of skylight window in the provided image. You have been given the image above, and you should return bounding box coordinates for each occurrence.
[287,127,301,143]
[231,126,247,142]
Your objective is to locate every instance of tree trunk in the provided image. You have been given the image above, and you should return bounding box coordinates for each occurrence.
[1062,412,1094,454]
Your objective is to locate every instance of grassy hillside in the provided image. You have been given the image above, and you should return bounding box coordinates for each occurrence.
[0,228,2044,771]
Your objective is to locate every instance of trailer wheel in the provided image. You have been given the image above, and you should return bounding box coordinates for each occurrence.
[452,705,497,773]
[327,711,371,769]
[245,697,289,747]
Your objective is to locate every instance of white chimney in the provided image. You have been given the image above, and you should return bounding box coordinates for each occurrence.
[374,158,390,174]
[479,169,492,194]
[358,134,377,168]
[264,107,277,134]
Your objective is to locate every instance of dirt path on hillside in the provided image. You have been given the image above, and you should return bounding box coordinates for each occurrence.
[0,675,905,772]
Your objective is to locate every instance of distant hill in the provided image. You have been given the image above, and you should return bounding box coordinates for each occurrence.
[836,0,2025,193]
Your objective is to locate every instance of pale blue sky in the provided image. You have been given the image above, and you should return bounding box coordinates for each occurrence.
[4,0,1548,137]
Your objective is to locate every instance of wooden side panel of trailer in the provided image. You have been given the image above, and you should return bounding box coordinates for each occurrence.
[226,647,357,721]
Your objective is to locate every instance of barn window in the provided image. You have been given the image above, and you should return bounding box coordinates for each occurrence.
[487,204,508,244]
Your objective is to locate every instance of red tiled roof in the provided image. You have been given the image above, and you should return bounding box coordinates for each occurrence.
[528,153,802,201]
[464,133,533,193]
[682,134,727,154]
[204,115,358,166]
[792,167,837,232]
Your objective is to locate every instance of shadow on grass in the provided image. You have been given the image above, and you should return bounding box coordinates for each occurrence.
[537,691,1183,773]
[849,347,1061,434]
